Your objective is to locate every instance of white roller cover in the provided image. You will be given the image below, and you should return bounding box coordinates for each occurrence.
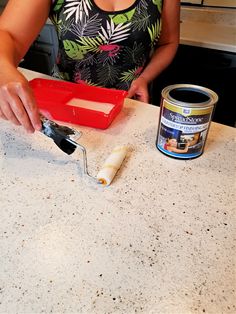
[97,146,128,186]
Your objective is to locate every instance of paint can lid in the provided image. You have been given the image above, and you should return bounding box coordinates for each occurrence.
[162,84,218,108]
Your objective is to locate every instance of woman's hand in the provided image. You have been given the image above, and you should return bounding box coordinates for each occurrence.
[127,76,149,103]
[0,67,41,133]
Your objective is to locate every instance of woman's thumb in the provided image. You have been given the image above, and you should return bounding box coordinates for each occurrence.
[127,83,137,99]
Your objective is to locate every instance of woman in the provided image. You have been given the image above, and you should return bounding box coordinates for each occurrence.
[0,0,180,133]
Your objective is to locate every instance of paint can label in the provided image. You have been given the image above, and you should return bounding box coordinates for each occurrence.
[156,99,213,159]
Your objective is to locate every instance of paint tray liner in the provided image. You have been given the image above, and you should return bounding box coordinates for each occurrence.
[29,78,127,129]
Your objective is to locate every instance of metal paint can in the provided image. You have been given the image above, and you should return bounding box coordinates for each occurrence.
[156,84,218,159]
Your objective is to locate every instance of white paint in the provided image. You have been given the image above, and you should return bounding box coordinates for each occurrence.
[67,98,115,114]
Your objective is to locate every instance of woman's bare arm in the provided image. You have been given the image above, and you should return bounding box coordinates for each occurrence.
[139,0,180,83]
[128,0,180,102]
[0,0,51,132]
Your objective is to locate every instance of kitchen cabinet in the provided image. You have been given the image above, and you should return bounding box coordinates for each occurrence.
[20,24,58,75]
[180,0,236,7]
[181,0,202,4]
[203,0,236,8]
[0,0,58,75]
[152,44,236,127]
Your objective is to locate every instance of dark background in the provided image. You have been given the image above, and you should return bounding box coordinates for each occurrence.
[151,45,236,127]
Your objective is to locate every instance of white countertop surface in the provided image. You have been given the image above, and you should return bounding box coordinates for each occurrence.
[0,69,236,314]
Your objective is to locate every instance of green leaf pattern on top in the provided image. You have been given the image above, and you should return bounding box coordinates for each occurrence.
[110,9,136,25]
[148,20,161,47]
[64,0,92,22]
[77,36,103,53]
[99,20,131,44]
[54,0,64,12]
[152,0,162,13]
[63,40,87,60]
[50,0,163,89]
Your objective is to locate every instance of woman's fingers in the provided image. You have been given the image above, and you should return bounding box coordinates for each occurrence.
[135,91,149,103]
[0,92,21,125]
[0,99,22,126]
[0,81,41,133]
[0,107,8,120]
[0,82,34,132]
[127,84,149,103]
[127,77,149,103]
[17,83,42,131]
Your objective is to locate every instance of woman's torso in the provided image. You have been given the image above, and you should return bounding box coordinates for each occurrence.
[50,0,163,90]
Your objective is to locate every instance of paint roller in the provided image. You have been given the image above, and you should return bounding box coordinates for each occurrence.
[40,116,127,186]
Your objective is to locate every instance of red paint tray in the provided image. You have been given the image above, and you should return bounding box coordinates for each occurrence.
[29,78,127,129]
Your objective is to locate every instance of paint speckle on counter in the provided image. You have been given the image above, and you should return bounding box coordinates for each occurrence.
[0,69,235,314]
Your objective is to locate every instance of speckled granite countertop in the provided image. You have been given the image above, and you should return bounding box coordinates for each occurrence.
[0,69,235,314]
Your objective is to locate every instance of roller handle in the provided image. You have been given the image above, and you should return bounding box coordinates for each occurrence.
[40,118,77,155]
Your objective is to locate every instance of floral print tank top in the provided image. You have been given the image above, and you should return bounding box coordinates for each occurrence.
[50,0,163,90]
